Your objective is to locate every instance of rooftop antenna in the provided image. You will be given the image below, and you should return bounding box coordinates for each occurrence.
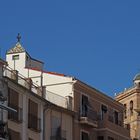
[17,33,21,43]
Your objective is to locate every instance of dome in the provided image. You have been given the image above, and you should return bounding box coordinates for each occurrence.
[133,73,140,81]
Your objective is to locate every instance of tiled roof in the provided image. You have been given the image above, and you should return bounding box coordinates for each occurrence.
[7,42,25,54]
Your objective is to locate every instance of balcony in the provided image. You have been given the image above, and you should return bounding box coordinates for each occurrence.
[8,104,22,123]
[3,67,72,110]
[3,67,42,96]
[80,107,98,128]
[28,113,41,132]
[98,114,130,137]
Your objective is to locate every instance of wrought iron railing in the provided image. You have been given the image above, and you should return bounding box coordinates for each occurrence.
[81,106,97,121]
[3,66,70,109]
[3,66,42,96]
[8,104,22,123]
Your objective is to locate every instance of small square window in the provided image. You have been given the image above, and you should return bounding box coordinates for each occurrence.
[12,55,19,60]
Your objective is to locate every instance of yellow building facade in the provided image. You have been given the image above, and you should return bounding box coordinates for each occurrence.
[115,74,140,140]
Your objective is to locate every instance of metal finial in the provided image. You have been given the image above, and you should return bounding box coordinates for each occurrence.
[17,33,21,42]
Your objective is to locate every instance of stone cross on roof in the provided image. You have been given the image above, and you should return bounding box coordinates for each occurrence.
[17,33,21,42]
[6,34,25,54]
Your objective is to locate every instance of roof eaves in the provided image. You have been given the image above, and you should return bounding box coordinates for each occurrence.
[75,79,124,108]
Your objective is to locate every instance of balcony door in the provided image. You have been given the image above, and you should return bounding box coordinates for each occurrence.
[8,88,19,109]
[28,99,38,131]
[81,95,88,117]
[8,88,20,122]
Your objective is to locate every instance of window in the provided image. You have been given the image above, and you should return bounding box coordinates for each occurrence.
[118,112,123,126]
[8,88,22,122]
[28,99,40,131]
[51,116,61,137]
[97,136,104,140]
[12,55,19,60]
[8,88,19,107]
[81,131,89,140]
[101,104,107,120]
[108,108,114,123]
[124,104,127,118]
[130,100,133,115]
[50,116,67,140]
[81,95,88,117]
[114,111,118,125]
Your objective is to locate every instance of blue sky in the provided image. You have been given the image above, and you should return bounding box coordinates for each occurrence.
[0,0,140,97]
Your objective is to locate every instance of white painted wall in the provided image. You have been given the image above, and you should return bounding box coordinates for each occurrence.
[6,52,26,71]
[6,51,75,108]
[43,73,74,97]
[6,52,43,77]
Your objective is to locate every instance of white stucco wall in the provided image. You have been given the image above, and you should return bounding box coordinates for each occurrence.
[6,53,26,72]
[43,73,74,97]
[6,51,75,108]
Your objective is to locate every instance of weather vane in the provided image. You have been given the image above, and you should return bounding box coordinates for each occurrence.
[17,33,21,42]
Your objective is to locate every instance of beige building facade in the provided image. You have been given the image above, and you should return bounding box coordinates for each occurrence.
[0,37,131,140]
[73,80,130,140]
[0,60,74,140]
[115,74,140,140]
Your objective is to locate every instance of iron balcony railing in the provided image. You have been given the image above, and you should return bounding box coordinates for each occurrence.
[80,106,97,121]
[3,66,71,110]
[3,66,42,96]
[28,113,41,132]
[80,106,98,127]
[8,104,22,123]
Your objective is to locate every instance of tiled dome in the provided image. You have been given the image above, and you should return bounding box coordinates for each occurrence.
[133,73,140,81]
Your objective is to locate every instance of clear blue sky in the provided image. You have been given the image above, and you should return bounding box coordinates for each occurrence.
[0,0,140,97]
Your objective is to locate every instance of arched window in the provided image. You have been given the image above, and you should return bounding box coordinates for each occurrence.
[124,104,127,118]
[130,100,133,115]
